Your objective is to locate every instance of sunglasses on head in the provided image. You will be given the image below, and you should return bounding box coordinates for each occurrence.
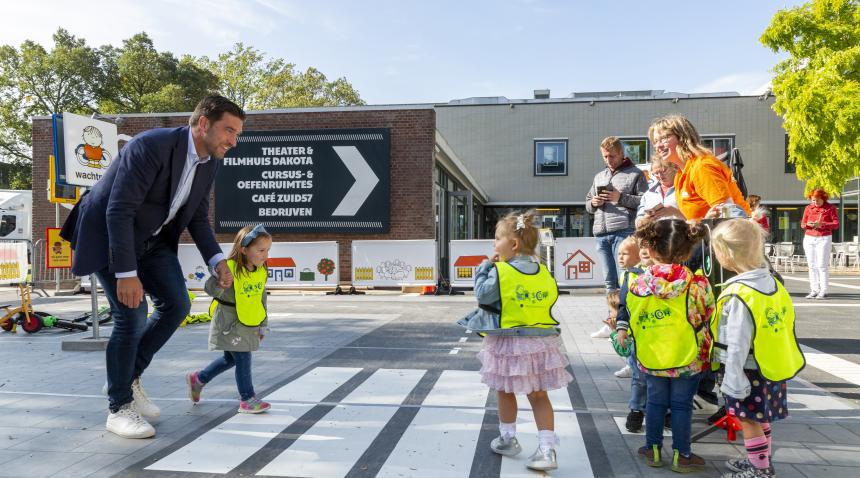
[241,224,268,247]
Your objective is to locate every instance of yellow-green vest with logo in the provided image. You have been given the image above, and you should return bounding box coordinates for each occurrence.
[222,259,267,326]
[710,280,805,381]
[627,286,699,370]
[496,262,559,329]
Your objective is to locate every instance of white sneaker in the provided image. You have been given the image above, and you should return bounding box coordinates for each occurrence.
[132,378,161,419]
[106,404,155,439]
[805,291,818,299]
[591,324,612,339]
[815,292,827,300]
[614,364,633,378]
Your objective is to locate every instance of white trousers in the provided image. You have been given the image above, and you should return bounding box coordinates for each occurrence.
[803,234,832,294]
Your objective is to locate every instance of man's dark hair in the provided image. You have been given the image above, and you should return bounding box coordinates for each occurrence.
[189,95,246,127]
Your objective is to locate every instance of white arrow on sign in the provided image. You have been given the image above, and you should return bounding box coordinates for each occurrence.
[332,145,380,216]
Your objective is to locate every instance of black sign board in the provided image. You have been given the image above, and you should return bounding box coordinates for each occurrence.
[215,128,390,233]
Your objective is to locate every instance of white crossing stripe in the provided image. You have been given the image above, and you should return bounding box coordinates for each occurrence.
[802,345,860,388]
[376,370,488,477]
[500,387,594,477]
[145,367,362,474]
[257,369,426,477]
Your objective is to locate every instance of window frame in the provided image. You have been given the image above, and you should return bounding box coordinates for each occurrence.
[533,138,569,176]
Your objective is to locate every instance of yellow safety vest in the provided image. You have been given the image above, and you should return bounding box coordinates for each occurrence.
[496,262,559,329]
[627,286,699,370]
[711,280,805,381]
[212,259,267,327]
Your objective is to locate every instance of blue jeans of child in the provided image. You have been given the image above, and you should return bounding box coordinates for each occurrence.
[595,228,634,292]
[628,351,646,411]
[96,235,191,413]
[198,351,255,401]
[644,374,701,455]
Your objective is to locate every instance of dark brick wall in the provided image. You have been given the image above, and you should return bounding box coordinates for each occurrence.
[31,108,436,283]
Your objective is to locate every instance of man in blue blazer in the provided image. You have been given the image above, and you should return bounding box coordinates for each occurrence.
[61,95,245,438]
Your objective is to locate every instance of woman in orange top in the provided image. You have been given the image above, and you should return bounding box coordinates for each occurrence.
[648,115,751,221]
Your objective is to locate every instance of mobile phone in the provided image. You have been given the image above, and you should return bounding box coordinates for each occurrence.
[647,203,664,213]
[596,185,609,195]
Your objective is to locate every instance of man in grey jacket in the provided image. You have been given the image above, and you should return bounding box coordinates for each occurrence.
[585,137,648,293]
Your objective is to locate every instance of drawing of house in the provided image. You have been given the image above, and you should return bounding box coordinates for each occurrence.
[562,250,595,280]
[267,257,297,281]
[453,255,489,279]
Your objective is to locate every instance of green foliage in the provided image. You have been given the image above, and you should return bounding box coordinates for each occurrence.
[760,0,860,194]
[198,43,365,109]
[0,30,364,188]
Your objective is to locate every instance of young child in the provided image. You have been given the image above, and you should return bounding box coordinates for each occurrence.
[616,218,714,472]
[710,219,805,478]
[186,224,273,414]
[458,210,572,472]
[613,236,641,379]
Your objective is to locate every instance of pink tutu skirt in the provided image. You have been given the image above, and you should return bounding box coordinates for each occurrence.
[478,335,573,394]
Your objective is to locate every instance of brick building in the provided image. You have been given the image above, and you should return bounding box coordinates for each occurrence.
[30,105,467,284]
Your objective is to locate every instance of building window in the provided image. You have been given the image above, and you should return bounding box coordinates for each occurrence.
[534,139,568,176]
[784,134,796,173]
[619,138,649,165]
[701,136,734,158]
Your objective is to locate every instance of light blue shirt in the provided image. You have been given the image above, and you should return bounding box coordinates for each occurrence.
[636,181,677,220]
[116,129,225,278]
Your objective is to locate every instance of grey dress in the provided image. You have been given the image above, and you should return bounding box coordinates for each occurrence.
[204,275,269,352]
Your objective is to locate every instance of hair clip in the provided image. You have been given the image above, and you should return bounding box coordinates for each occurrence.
[241,224,268,247]
[516,215,526,231]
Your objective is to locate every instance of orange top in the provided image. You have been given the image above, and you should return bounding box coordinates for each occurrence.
[83,144,103,161]
[674,154,751,220]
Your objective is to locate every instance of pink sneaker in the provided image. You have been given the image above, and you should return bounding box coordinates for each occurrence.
[238,397,271,414]
[186,371,204,403]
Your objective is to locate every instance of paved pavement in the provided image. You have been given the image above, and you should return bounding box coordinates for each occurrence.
[0,274,857,477]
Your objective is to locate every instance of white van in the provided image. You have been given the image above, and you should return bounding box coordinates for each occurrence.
[0,190,32,241]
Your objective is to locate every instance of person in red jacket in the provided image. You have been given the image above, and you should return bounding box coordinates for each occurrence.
[801,189,839,299]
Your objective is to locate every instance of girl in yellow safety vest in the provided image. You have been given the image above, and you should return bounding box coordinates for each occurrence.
[186,224,273,414]
[458,210,572,472]
[616,218,714,472]
[710,219,805,478]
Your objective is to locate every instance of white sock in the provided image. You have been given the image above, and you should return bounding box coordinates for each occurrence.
[499,421,516,440]
[538,430,559,451]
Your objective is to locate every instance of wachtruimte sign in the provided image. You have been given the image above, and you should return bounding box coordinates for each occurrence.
[215,128,390,233]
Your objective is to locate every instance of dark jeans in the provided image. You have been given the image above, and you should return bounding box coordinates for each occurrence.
[628,349,646,411]
[595,228,634,291]
[96,235,191,413]
[198,351,255,401]
[644,374,701,456]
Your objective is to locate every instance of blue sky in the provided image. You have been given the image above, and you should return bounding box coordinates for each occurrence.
[5,0,805,104]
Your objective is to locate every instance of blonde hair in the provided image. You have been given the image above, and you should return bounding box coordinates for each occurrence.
[711,219,767,272]
[600,136,624,154]
[648,115,713,164]
[496,209,540,256]
[227,225,272,277]
[619,235,640,252]
[648,153,678,173]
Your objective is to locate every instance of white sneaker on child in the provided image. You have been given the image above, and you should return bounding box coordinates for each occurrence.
[591,324,613,338]
[614,364,633,378]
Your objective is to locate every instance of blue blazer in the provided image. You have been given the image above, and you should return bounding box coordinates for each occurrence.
[61,126,222,277]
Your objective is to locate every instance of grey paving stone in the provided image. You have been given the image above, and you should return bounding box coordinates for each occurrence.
[809,443,860,467]
[0,450,90,477]
[794,463,860,478]
[9,429,103,452]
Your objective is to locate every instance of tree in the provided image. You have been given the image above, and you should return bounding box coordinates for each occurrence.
[0,29,103,188]
[98,33,218,114]
[760,0,860,194]
[198,43,364,109]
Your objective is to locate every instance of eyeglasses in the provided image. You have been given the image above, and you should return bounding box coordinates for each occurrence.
[241,224,268,246]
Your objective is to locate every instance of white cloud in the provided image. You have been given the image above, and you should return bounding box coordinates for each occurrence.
[691,71,775,95]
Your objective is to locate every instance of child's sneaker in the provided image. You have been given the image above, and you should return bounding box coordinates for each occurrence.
[614,364,633,378]
[238,397,271,414]
[186,371,204,403]
[490,435,522,456]
[671,449,706,473]
[722,466,775,478]
[726,457,754,473]
[526,446,558,471]
[625,409,644,433]
[638,445,663,467]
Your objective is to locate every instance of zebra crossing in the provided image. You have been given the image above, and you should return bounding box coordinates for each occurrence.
[144,366,594,477]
